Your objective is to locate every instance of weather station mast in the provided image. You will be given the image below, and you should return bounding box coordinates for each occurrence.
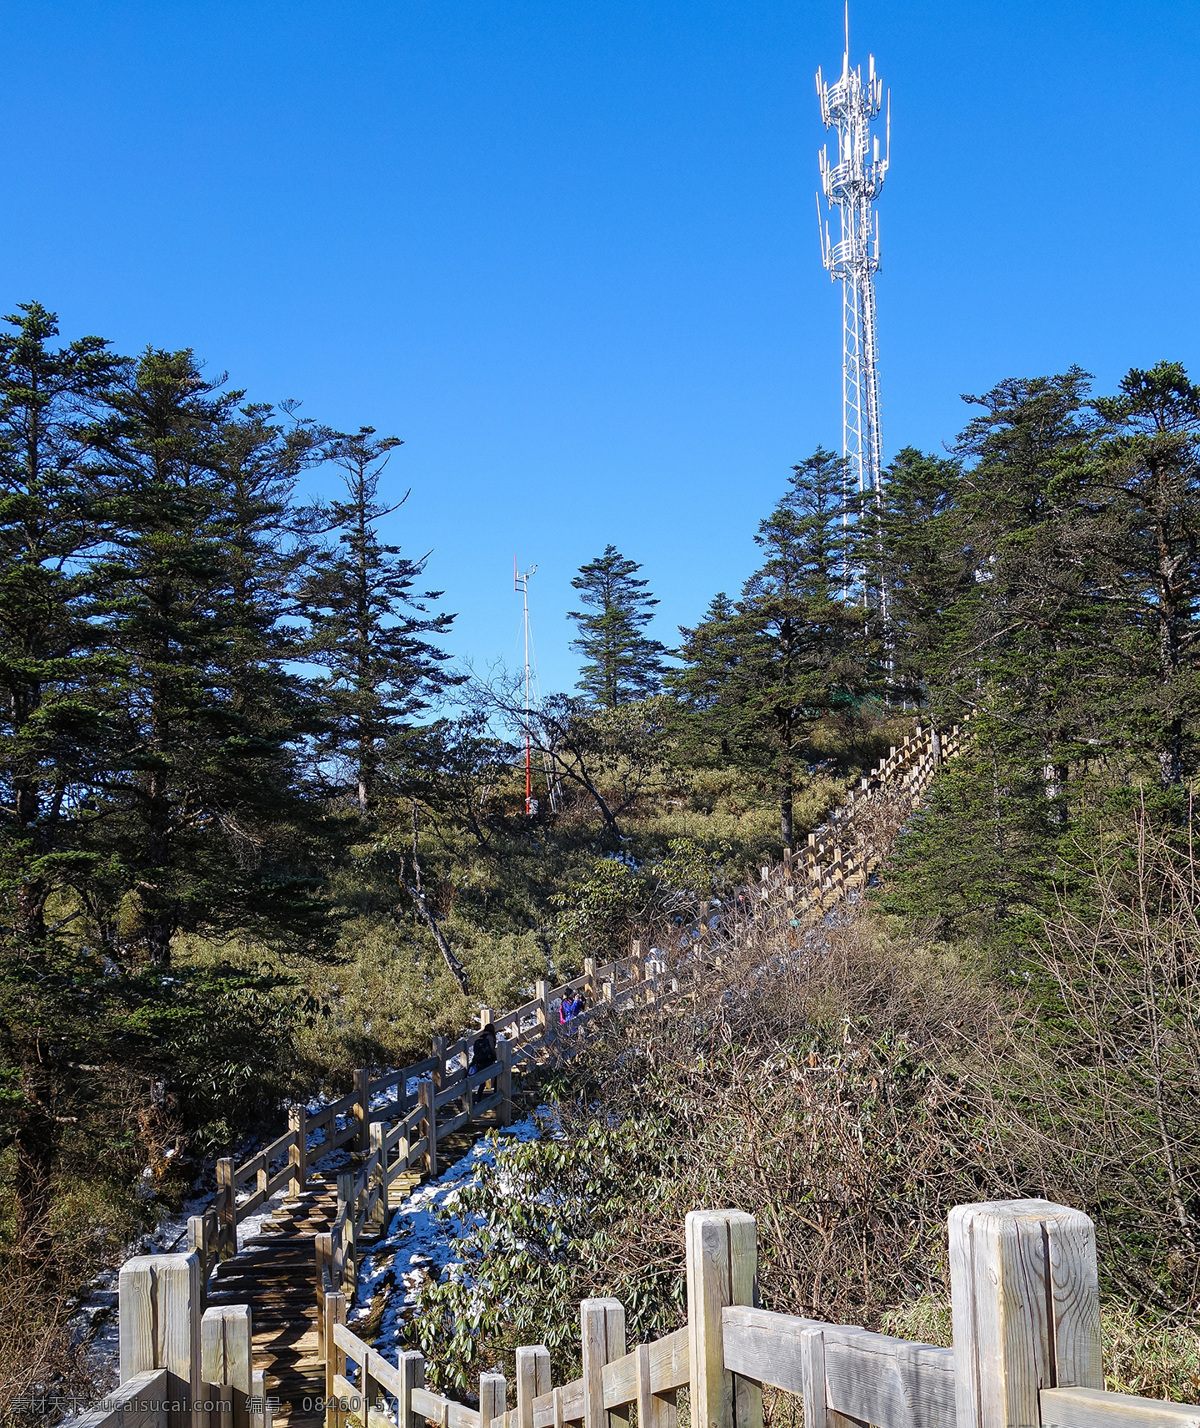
[816,7,889,508]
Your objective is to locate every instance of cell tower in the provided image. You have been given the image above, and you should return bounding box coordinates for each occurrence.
[816,6,889,504]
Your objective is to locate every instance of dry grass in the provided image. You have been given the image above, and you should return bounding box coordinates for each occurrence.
[882,1294,1200,1403]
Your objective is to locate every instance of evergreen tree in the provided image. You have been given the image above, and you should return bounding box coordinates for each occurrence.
[1094,361,1200,785]
[674,449,878,845]
[0,303,126,1255]
[569,545,667,707]
[295,428,457,815]
[871,447,976,754]
[84,350,314,964]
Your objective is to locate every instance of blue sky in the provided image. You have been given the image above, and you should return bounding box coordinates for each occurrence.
[2,1,1197,694]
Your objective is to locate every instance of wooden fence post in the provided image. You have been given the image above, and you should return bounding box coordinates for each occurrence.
[686,1210,762,1428]
[398,1350,425,1428]
[324,1289,346,1428]
[480,1371,507,1428]
[479,1005,494,1029]
[583,958,596,1003]
[582,1298,626,1428]
[516,1346,551,1428]
[119,1252,205,1428]
[288,1105,307,1198]
[635,1341,677,1428]
[354,1067,370,1155]
[315,1232,332,1346]
[369,1121,389,1229]
[498,1036,513,1126]
[418,1077,437,1177]
[202,1302,253,1428]
[216,1157,235,1259]
[431,1034,447,1091]
[536,980,549,1035]
[949,1198,1102,1428]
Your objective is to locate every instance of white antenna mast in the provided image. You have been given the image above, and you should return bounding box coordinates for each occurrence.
[514,559,537,815]
[816,6,889,512]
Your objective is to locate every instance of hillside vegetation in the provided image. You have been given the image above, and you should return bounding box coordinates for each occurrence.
[1,302,1199,1408]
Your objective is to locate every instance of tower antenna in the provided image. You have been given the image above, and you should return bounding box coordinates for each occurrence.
[816,11,889,516]
[514,558,538,815]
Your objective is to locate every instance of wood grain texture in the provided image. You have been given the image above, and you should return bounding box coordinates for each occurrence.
[399,1351,426,1428]
[517,1347,551,1428]
[686,1211,761,1428]
[950,1199,1101,1428]
[1040,1387,1200,1427]
[581,1299,626,1428]
[412,1386,482,1428]
[72,1367,170,1428]
[480,1374,507,1428]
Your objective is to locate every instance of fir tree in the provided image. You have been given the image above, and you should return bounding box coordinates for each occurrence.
[0,303,126,1256]
[1094,361,1200,785]
[569,545,667,707]
[84,350,315,964]
[674,449,878,845]
[871,447,976,752]
[295,428,457,815]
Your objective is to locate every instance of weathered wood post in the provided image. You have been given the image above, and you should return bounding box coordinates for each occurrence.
[336,1172,355,1289]
[324,1289,347,1428]
[369,1121,389,1229]
[583,957,596,1003]
[315,1231,332,1346]
[353,1067,370,1155]
[216,1157,235,1259]
[949,1198,1102,1428]
[535,979,549,1039]
[202,1302,253,1428]
[516,1346,551,1428]
[398,1350,425,1428]
[186,1213,213,1289]
[479,1004,494,1029]
[636,1340,678,1428]
[685,1210,762,1428]
[498,1035,513,1127]
[119,1252,205,1428]
[418,1077,437,1177]
[431,1034,447,1091]
[287,1104,307,1199]
[480,1371,507,1428]
[581,1299,627,1428]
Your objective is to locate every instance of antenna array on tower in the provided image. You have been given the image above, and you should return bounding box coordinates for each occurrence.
[816,10,889,505]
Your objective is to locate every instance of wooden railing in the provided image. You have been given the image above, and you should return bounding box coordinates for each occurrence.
[81,716,971,1428]
[322,1200,1200,1428]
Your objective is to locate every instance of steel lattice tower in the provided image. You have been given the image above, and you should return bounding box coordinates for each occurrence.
[816,10,889,504]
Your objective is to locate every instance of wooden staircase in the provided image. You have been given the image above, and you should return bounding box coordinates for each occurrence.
[206,1129,480,1427]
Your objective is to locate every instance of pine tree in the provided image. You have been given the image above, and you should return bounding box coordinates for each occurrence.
[84,350,317,963]
[0,303,126,942]
[569,545,667,707]
[674,449,878,845]
[1094,361,1200,785]
[0,303,126,1256]
[295,428,457,815]
[871,447,976,753]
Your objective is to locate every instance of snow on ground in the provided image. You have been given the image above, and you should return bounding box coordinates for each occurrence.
[349,1116,542,1356]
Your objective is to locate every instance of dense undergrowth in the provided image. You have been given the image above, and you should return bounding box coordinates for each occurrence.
[399,801,1200,1408]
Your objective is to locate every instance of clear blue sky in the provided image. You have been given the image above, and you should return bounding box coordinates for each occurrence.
[3,1,1197,694]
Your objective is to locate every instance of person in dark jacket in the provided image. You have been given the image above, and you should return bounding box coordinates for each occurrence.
[469,1024,498,1091]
